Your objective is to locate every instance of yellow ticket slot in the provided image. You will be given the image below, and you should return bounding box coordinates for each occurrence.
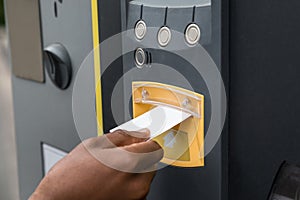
[132,82,205,167]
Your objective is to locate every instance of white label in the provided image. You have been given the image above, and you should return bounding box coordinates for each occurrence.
[42,143,68,175]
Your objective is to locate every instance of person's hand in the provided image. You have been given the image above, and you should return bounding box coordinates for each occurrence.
[29,129,164,200]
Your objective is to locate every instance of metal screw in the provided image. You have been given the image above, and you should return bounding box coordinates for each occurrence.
[141,89,149,100]
[182,98,190,108]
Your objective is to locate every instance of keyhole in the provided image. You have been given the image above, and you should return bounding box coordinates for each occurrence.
[54,1,58,18]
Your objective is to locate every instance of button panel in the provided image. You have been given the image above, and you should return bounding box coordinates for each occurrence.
[127,3,212,46]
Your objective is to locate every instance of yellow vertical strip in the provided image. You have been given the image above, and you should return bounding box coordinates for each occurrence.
[91,0,104,135]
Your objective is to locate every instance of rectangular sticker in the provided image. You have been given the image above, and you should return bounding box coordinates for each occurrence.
[42,143,68,175]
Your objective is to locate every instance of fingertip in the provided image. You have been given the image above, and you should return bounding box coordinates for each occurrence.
[148,140,164,159]
[137,128,150,135]
[106,129,150,147]
[140,140,164,161]
[123,129,150,140]
[147,140,163,151]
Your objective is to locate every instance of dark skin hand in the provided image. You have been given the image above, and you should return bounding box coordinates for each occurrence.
[29,129,164,200]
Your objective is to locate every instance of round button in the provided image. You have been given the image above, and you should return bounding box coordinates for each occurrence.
[158,26,171,47]
[135,48,146,68]
[185,24,201,45]
[135,20,147,40]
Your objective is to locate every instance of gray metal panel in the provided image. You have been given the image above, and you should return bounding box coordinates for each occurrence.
[5,0,44,82]
[122,1,224,199]
[12,0,96,199]
[132,0,211,7]
[229,0,300,199]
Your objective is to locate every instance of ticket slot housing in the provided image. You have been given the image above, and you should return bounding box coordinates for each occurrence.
[132,81,205,167]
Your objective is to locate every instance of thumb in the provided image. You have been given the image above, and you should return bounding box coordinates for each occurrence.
[101,129,151,148]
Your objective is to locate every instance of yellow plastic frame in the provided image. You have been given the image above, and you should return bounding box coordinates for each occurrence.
[132,81,205,167]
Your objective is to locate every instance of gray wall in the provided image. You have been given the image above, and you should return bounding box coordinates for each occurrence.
[0,27,19,200]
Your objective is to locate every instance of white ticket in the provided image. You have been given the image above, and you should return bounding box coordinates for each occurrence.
[110,106,191,139]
